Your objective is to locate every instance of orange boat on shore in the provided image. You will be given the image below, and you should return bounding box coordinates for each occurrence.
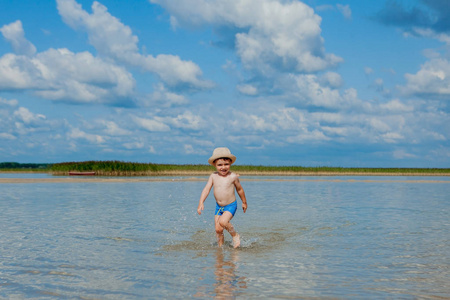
[68,171,96,176]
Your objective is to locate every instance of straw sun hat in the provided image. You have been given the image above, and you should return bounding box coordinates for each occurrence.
[208,147,237,166]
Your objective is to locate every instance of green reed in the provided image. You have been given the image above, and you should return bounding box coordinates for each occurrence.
[50,160,212,175]
[48,161,450,176]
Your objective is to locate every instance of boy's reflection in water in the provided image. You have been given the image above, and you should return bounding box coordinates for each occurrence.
[213,248,247,298]
[195,248,247,298]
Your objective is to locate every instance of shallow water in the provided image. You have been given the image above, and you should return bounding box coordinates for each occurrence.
[1,175,449,299]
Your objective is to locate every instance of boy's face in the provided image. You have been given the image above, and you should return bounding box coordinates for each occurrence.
[214,158,231,176]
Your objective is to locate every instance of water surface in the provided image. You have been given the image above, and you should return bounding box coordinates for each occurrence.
[1,175,449,298]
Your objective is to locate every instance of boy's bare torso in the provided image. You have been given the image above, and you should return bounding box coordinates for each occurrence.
[212,172,237,206]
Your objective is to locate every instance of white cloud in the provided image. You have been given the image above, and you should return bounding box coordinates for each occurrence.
[0,97,18,107]
[320,72,343,88]
[336,4,352,19]
[0,133,16,140]
[399,58,450,99]
[393,149,417,159]
[315,3,351,19]
[291,74,363,110]
[142,54,214,90]
[379,99,414,112]
[321,126,348,137]
[382,132,404,143]
[0,1,447,166]
[133,116,170,132]
[150,0,342,75]
[409,28,450,45]
[140,83,189,108]
[369,118,390,133]
[57,0,137,56]
[13,107,46,125]
[375,78,384,86]
[0,20,36,56]
[100,120,132,136]
[0,100,63,139]
[230,110,278,132]
[184,144,195,154]
[123,141,144,150]
[237,84,258,95]
[364,67,374,75]
[56,0,213,90]
[161,111,203,130]
[0,54,38,90]
[0,45,135,104]
[286,129,330,143]
[69,128,105,144]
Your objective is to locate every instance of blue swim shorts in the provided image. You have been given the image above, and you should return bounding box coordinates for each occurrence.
[215,201,237,216]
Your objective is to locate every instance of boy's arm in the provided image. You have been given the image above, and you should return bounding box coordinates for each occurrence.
[197,175,213,215]
[234,176,247,213]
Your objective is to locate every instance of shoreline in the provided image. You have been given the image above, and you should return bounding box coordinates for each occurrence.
[1,174,449,184]
[1,170,449,176]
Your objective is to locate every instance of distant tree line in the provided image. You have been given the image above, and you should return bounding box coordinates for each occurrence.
[0,162,51,169]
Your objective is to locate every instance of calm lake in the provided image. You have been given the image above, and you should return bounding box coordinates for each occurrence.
[1,174,449,299]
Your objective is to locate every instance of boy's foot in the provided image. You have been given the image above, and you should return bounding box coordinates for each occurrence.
[233,234,240,248]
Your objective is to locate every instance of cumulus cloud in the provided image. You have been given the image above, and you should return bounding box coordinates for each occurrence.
[133,116,171,132]
[123,141,144,150]
[398,58,450,99]
[69,128,105,144]
[379,99,414,112]
[0,98,65,147]
[237,84,258,96]
[286,128,330,144]
[0,0,447,165]
[289,74,364,110]
[13,107,46,125]
[373,1,450,102]
[56,0,213,91]
[0,97,18,107]
[140,83,189,108]
[160,111,203,130]
[99,120,132,136]
[0,20,36,56]
[0,45,136,105]
[150,0,342,76]
[229,110,278,132]
[319,72,344,88]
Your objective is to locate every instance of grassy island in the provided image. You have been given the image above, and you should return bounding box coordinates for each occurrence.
[1,161,449,176]
[47,161,450,176]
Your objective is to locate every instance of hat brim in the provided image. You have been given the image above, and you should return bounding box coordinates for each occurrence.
[208,154,236,166]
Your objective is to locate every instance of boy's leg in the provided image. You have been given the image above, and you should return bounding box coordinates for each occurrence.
[218,212,240,248]
[214,215,225,247]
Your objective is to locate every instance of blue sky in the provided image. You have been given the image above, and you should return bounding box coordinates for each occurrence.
[0,0,449,167]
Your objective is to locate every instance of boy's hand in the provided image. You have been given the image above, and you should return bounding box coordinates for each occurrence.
[197,204,204,215]
[242,202,247,213]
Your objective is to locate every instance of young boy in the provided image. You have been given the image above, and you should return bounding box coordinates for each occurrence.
[197,147,247,248]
